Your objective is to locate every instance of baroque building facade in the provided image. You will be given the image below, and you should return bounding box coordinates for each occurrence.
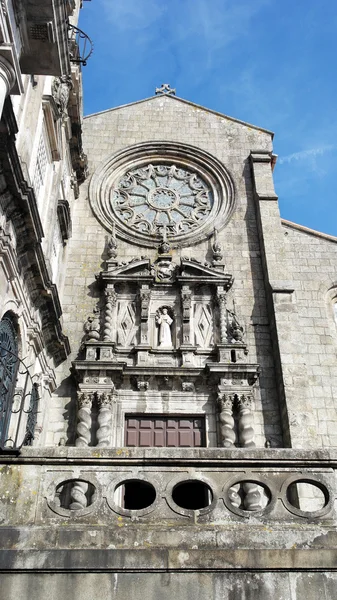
[0,6,337,599]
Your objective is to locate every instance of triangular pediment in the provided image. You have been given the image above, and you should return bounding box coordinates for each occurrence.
[84,94,273,136]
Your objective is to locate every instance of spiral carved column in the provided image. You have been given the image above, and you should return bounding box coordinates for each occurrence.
[96,392,113,447]
[237,394,261,510]
[70,480,88,510]
[218,394,236,447]
[237,394,255,448]
[103,288,117,342]
[76,392,93,447]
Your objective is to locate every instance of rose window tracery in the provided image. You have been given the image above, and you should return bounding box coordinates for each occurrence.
[112,164,213,237]
[89,142,235,247]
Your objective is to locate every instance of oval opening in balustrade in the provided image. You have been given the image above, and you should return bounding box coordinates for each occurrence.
[114,479,156,510]
[227,481,271,512]
[286,480,328,513]
[172,480,213,510]
[55,479,96,511]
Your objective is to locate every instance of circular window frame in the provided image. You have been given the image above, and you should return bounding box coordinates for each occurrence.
[165,474,217,517]
[46,476,101,518]
[106,474,159,517]
[280,475,332,519]
[89,141,235,248]
[222,475,276,518]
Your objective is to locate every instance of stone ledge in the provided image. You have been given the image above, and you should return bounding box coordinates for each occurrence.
[1,447,336,468]
[1,548,337,572]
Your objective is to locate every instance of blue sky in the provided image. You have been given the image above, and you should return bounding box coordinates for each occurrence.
[79,0,337,235]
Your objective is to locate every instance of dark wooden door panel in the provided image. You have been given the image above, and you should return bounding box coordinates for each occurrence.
[125,415,205,448]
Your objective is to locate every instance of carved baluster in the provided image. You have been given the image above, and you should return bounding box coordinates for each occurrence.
[228,484,241,508]
[96,392,113,447]
[76,392,93,447]
[217,394,235,447]
[103,288,117,341]
[237,394,261,511]
[216,287,227,343]
[70,480,88,510]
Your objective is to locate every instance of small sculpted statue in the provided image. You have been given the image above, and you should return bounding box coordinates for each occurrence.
[156,307,173,347]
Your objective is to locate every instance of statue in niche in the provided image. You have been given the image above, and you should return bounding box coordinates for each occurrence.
[155,307,173,347]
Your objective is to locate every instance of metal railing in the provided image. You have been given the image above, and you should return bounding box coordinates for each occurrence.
[68,24,93,66]
[0,346,39,451]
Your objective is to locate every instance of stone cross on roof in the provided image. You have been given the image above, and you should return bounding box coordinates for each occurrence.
[155,83,176,96]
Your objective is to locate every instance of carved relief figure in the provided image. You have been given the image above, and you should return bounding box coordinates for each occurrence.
[151,260,176,281]
[156,307,173,347]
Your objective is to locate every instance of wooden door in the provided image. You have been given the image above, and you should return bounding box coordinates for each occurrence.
[125,415,205,447]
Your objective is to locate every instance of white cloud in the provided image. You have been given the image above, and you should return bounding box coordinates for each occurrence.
[101,0,166,30]
[279,145,335,164]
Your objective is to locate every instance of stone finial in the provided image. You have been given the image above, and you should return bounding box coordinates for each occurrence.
[84,307,100,341]
[155,83,176,96]
[106,223,118,269]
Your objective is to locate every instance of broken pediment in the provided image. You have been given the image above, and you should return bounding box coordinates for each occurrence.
[98,256,233,287]
[178,258,233,287]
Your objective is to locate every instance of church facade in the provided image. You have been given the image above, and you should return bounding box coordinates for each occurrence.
[1,5,337,599]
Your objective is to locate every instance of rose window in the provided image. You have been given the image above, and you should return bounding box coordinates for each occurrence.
[112,164,213,237]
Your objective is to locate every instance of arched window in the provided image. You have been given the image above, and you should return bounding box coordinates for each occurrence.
[0,314,19,447]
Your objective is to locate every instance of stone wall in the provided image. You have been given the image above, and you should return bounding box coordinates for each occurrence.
[53,95,282,449]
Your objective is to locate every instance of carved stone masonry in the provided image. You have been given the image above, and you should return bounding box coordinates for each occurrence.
[70,480,88,511]
[237,394,255,448]
[212,229,224,265]
[76,392,93,447]
[103,288,117,342]
[181,285,192,320]
[217,394,235,447]
[155,83,176,95]
[227,305,245,343]
[96,392,113,447]
[140,285,151,320]
[216,286,227,343]
[52,75,73,116]
[84,307,100,341]
[182,381,195,392]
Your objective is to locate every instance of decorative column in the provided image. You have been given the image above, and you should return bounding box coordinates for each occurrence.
[237,394,255,448]
[103,287,117,342]
[237,394,261,511]
[0,56,15,118]
[181,285,192,345]
[96,392,113,447]
[216,286,227,343]
[76,392,93,447]
[217,393,235,447]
